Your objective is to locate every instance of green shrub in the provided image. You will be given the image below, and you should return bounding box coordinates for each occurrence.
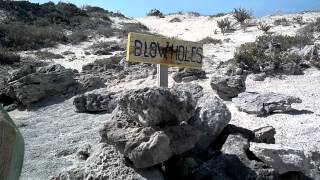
[210,13,227,18]
[97,27,114,37]
[293,16,304,25]
[169,17,182,23]
[0,49,20,65]
[299,17,320,34]
[198,37,222,44]
[258,23,272,33]
[217,18,231,35]
[233,8,252,29]
[68,31,88,44]
[188,11,201,17]
[0,23,67,50]
[274,18,290,26]
[234,34,313,72]
[147,9,165,18]
[35,50,64,59]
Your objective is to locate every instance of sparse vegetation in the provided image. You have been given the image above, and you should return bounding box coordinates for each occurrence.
[169,17,181,23]
[35,50,64,60]
[147,9,165,18]
[217,18,232,35]
[187,11,201,17]
[0,49,20,65]
[234,34,313,73]
[210,13,227,18]
[258,23,272,34]
[68,31,89,44]
[274,18,290,26]
[97,27,115,37]
[119,22,149,37]
[299,17,320,34]
[0,23,67,51]
[293,16,304,25]
[233,8,252,30]
[198,37,222,44]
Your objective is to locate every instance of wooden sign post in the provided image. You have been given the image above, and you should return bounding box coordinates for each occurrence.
[126,32,203,87]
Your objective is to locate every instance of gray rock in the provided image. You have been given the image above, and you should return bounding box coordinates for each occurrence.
[253,126,276,144]
[52,144,164,180]
[73,93,118,113]
[77,144,92,160]
[100,87,202,168]
[210,75,246,100]
[221,134,250,163]
[5,65,78,106]
[232,92,302,116]
[77,75,106,92]
[172,68,206,83]
[250,143,312,175]
[191,95,231,151]
[171,83,204,101]
[100,87,231,169]
[248,72,267,81]
[7,65,36,82]
[36,64,65,73]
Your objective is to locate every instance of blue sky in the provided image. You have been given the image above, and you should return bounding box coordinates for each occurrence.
[30,0,320,18]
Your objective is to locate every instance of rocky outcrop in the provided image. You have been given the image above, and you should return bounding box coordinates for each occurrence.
[210,75,246,100]
[232,91,302,116]
[4,64,79,106]
[171,83,204,101]
[172,68,206,83]
[250,143,312,175]
[51,144,164,180]
[253,126,276,144]
[100,87,231,168]
[73,93,118,113]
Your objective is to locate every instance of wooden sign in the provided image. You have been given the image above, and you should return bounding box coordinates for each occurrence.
[126,32,203,69]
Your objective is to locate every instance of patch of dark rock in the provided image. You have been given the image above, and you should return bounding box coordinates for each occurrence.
[73,93,119,113]
[233,91,302,116]
[172,68,206,83]
[210,75,246,100]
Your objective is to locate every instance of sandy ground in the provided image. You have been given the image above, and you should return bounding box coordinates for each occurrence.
[8,12,320,179]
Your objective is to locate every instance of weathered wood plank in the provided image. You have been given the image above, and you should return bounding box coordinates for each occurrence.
[126,32,203,69]
[157,64,168,87]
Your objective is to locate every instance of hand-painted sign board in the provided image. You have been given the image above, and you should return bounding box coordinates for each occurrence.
[126,32,203,69]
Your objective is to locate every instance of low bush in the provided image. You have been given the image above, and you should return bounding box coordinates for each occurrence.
[147,9,165,18]
[198,37,222,44]
[258,23,272,33]
[0,23,67,50]
[274,18,290,26]
[169,17,181,23]
[217,18,231,35]
[35,50,64,59]
[234,34,313,73]
[68,31,88,44]
[210,13,227,18]
[293,16,304,25]
[187,11,201,17]
[118,22,149,37]
[0,49,20,65]
[97,27,114,37]
[299,17,320,34]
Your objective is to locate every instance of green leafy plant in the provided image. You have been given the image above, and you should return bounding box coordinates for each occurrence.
[217,18,232,35]
[233,8,252,30]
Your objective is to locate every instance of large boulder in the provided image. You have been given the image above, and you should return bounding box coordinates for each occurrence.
[100,87,231,168]
[4,64,79,106]
[250,143,312,175]
[210,75,246,100]
[190,95,231,151]
[7,65,36,82]
[73,93,119,113]
[232,92,302,116]
[171,83,204,101]
[172,68,206,83]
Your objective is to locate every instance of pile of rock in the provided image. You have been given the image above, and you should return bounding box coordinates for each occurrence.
[54,85,320,179]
